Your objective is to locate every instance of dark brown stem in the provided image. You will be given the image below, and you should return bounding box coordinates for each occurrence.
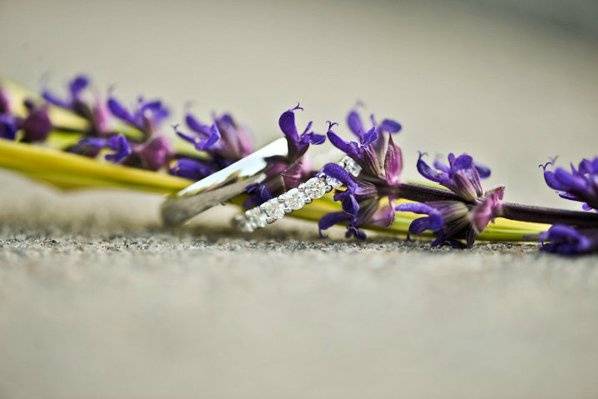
[501,203,598,228]
[383,183,598,228]
[382,182,467,203]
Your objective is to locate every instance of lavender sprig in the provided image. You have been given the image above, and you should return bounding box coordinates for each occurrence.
[243,104,326,208]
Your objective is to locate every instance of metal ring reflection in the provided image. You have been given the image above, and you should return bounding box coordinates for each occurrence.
[161,138,289,226]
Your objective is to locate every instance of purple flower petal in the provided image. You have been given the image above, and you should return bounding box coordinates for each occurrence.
[554,167,587,192]
[475,163,491,178]
[68,75,89,100]
[323,163,356,189]
[346,109,365,138]
[384,135,403,185]
[327,131,361,161]
[451,154,474,171]
[0,114,19,140]
[318,211,351,237]
[469,186,504,233]
[41,90,71,109]
[543,170,567,191]
[369,200,395,227]
[104,135,132,163]
[107,97,136,126]
[169,158,214,180]
[540,224,596,255]
[361,127,378,146]
[433,159,450,173]
[396,202,444,233]
[378,119,402,134]
[278,108,300,145]
[416,153,448,184]
[138,136,172,170]
[300,132,326,146]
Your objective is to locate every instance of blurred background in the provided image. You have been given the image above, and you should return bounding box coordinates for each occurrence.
[1,0,598,207]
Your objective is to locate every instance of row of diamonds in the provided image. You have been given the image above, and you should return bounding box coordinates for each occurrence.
[234,157,361,232]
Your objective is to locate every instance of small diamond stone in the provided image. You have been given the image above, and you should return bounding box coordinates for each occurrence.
[301,177,327,199]
[342,157,362,177]
[281,188,307,212]
[324,175,342,191]
[260,199,285,222]
[233,214,254,232]
[245,208,267,228]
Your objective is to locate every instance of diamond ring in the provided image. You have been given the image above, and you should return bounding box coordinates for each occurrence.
[233,156,361,232]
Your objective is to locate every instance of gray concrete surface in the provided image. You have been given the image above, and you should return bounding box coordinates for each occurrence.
[2,1,598,398]
[1,171,598,398]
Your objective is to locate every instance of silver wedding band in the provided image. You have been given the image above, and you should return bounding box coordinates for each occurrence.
[161,138,289,226]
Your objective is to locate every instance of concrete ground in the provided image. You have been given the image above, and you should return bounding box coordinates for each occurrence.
[1,173,598,398]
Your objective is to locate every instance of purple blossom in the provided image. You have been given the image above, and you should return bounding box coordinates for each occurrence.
[42,74,89,110]
[244,105,326,208]
[175,111,252,167]
[21,100,52,142]
[397,187,504,247]
[540,225,598,255]
[417,152,491,202]
[169,157,215,180]
[278,104,326,160]
[213,113,253,161]
[42,75,111,136]
[135,136,173,171]
[542,157,598,212]
[108,95,169,136]
[0,114,19,140]
[397,152,504,247]
[318,162,394,239]
[319,107,403,238]
[327,107,402,186]
[72,134,132,163]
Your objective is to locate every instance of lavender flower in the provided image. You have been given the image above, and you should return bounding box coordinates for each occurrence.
[0,114,19,140]
[318,163,392,239]
[540,224,598,255]
[278,104,326,159]
[1,89,18,140]
[542,157,598,211]
[105,94,174,169]
[168,157,215,180]
[72,134,132,163]
[397,153,504,247]
[416,152,491,201]
[175,111,252,167]
[108,95,169,137]
[244,104,326,207]
[43,74,111,136]
[319,108,402,239]
[21,100,52,142]
[129,136,173,171]
[327,107,402,186]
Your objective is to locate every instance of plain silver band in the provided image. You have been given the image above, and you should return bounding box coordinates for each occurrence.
[161,138,289,226]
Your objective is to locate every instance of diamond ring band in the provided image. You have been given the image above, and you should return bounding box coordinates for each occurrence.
[233,156,361,232]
